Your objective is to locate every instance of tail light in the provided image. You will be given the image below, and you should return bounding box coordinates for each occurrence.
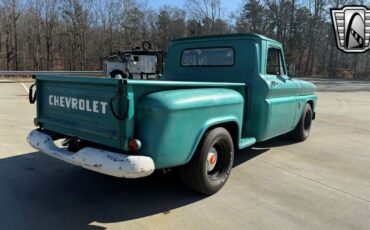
[129,139,141,152]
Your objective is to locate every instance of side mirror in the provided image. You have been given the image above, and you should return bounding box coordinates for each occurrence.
[287,64,296,78]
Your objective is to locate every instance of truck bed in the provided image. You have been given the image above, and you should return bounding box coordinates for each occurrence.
[35,75,246,152]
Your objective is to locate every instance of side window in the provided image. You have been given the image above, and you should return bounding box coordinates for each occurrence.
[267,48,284,75]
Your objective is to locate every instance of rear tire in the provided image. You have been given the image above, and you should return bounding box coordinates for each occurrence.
[110,71,126,79]
[179,127,234,195]
[289,103,313,141]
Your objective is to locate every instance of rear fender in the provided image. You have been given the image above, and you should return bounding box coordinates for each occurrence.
[135,88,244,169]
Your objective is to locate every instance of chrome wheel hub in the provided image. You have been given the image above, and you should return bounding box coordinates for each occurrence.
[206,146,218,172]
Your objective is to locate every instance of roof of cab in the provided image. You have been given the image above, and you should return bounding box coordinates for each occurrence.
[172,33,281,45]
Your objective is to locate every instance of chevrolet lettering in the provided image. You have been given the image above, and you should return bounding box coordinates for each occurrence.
[48,95,108,114]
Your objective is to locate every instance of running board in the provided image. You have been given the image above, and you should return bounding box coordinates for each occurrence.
[239,137,256,149]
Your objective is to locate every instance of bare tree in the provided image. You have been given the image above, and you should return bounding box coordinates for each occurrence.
[0,0,367,79]
[26,0,43,70]
[156,6,186,49]
[62,0,89,69]
[238,0,268,34]
[1,0,23,70]
[43,0,58,70]
[186,0,223,34]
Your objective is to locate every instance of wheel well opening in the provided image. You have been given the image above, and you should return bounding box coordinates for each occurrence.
[307,100,315,120]
[110,70,125,77]
[207,122,239,149]
[307,100,314,110]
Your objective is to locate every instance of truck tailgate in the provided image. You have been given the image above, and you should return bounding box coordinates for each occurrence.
[35,75,129,150]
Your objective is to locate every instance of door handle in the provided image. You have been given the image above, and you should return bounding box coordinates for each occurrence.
[271,80,279,86]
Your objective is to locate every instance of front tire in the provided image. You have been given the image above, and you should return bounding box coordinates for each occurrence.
[179,127,234,195]
[289,103,313,141]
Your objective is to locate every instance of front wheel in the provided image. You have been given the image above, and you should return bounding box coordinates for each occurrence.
[289,103,313,141]
[179,127,234,195]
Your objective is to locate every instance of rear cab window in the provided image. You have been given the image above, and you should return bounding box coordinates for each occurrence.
[181,47,234,67]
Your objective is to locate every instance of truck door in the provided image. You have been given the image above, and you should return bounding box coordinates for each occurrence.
[264,46,298,138]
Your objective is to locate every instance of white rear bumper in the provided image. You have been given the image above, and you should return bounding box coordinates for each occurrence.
[27,130,155,178]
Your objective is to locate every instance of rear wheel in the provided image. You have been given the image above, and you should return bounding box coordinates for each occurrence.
[110,71,126,79]
[179,127,234,195]
[289,103,313,141]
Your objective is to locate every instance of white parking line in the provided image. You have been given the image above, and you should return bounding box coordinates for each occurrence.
[21,83,29,93]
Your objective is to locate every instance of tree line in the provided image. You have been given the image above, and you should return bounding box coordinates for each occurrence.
[0,0,369,78]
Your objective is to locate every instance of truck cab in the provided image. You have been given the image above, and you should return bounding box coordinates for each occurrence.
[28,33,317,195]
[164,34,316,142]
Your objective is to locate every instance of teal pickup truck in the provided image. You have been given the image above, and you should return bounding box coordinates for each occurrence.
[28,33,317,195]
